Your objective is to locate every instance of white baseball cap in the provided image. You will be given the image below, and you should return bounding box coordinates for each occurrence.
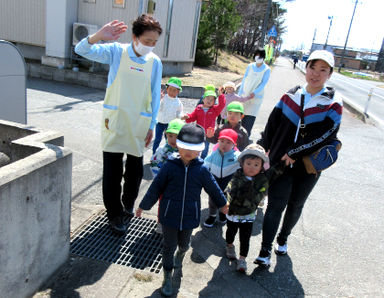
[307,50,335,68]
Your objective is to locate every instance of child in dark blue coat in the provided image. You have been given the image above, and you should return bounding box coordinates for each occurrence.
[136,123,228,297]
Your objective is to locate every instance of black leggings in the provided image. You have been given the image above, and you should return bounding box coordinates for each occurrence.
[226,220,253,257]
[261,162,320,251]
[102,152,143,220]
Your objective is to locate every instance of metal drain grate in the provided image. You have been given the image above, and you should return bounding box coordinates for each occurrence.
[71,211,163,273]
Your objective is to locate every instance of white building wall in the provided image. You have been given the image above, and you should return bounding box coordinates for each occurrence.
[0,0,202,74]
[0,0,45,46]
[163,0,198,62]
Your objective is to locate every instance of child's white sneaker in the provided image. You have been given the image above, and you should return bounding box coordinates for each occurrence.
[274,242,287,255]
[155,223,163,234]
[258,197,266,208]
[226,245,237,260]
[236,258,247,273]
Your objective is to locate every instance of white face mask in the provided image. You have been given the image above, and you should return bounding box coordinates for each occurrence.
[134,40,155,56]
[255,56,264,64]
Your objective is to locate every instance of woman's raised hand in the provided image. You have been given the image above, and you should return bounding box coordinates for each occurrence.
[88,20,128,44]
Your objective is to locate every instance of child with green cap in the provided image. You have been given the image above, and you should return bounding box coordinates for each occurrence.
[182,88,225,158]
[150,118,185,177]
[196,83,216,106]
[207,101,250,151]
[153,77,184,155]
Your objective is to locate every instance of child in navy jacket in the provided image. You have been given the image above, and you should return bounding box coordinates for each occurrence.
[136,123,228,297]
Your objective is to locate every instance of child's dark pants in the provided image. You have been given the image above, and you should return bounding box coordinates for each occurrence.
[226,220,253,257]
[162,225,193,271]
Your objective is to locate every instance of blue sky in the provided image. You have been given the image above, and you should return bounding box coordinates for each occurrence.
[279,0,383,52]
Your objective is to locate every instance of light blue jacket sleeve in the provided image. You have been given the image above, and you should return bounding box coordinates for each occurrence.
[75,37,162,130]
[74,37,117,65]
[150,58,162,130]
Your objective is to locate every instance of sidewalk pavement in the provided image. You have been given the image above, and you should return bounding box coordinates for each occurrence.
[33,57,384,297]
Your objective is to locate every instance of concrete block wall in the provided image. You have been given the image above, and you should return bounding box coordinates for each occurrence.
[0,119,72,298]
[27,62,205,98]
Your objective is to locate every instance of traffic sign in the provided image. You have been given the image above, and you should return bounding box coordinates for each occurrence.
[268,26,277,37]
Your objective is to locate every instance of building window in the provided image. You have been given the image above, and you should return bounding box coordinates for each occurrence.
[190,1,201,59]
[113,0,125,8]
[163,0,174,58]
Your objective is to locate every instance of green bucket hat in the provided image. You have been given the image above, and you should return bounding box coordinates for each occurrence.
[166,77,182,92]
[166,118,185,134]
[203,90,217,98]
[227,101,244,114]
[204,84,216,92]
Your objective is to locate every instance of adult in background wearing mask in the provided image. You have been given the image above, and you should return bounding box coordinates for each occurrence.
[75,15,163,235]
[238,47,271,137]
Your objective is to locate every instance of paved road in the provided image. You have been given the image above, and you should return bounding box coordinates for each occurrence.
[29,57,384,297]
[328,72,384,125]
[296,59,384,126]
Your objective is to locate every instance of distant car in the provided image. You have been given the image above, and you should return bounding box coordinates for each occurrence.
[302,55,309,62]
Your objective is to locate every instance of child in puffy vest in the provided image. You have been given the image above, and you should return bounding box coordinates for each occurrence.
[203,128,240,227]
[224,144,285,273]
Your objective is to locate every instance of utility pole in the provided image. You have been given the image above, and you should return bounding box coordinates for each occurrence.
[259,0,272,47]
[310,28,317,53]
[338,0,358,73]
[324,16,333,50]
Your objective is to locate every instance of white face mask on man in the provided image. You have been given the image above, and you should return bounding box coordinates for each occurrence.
[134,40,155,56]
[255,56,264,64]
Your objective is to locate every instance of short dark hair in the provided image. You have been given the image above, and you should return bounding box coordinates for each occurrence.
[240,154,264,165]
[253,47,266,59]
[132,14,162,37]
[306,59,334,74]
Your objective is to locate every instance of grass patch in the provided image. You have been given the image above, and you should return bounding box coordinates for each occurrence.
[216,50,254,74]
[340,70,384,82]
[162,50,253,87]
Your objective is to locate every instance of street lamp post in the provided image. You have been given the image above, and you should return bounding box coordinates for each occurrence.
[338,0,358,73]
[324,16,333,50]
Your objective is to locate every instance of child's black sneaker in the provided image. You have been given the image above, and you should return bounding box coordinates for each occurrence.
[204,215,216,227]
[218,212,227,224]
[254,248,271,267]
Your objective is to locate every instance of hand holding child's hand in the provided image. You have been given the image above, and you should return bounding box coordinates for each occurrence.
[206,127,215,138]
[160,89,166,99]
[281,153,295,166]
[181,115,189,121]
[220,202,229,215]
[145,129,153,147]
[136,208,143,218]
[246,93,255,100]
